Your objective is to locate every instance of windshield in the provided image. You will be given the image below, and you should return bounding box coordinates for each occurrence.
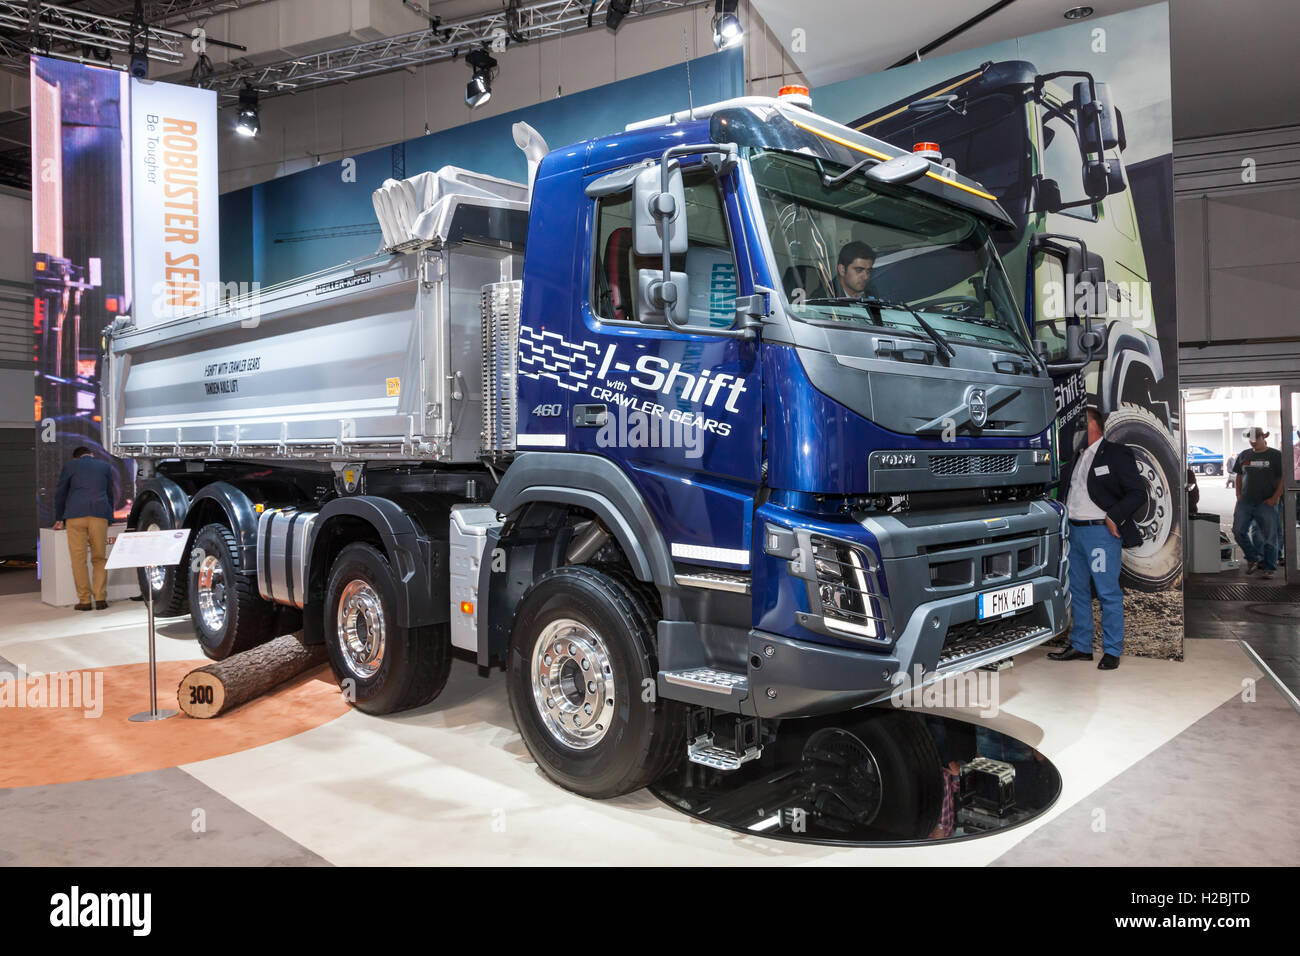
[749,148,1033,356]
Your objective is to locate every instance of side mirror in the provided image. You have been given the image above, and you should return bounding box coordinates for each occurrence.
[636,268,689,326]
[1035,177,1063,214]
[865,152,930,185]
[1083,158,1126,200]
[633,162,687,257]
[1074,81,1122,153]
[1065,246,1107,318]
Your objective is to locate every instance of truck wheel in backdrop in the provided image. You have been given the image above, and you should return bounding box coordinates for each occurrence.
[324,543,451,714]
[188,523,278,659]
[507,565,687,799]
[135,499,189,617]
[1106,403,1183,592]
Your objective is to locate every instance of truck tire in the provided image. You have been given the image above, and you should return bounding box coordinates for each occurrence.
[1106,403,1183,592]
[840,710,943,838]
[324,543,451,715]
[135,499,189,617]
[188,523,278,660]
[1204,462,1221,477]
[507,565,686,799]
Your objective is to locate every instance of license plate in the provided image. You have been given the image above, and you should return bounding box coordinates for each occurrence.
[978,582,1033,619]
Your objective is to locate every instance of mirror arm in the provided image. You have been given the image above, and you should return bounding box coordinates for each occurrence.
[1030,231,1104,369]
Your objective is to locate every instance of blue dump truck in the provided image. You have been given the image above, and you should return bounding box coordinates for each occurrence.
[105,92,1069,798]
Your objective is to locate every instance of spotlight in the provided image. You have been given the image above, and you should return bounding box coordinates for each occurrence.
[606,0,632,31]
[465,48,497,108]
[1064,6,1094,18]
[712,0,743,50]
[235,86,260,137]
[130,50,149,79]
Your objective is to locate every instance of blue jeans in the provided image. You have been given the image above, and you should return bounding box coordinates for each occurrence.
[1233,499,1278,570]
[1067,523,1124,657]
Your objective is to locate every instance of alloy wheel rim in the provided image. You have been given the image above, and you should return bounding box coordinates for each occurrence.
[196,554,227,632]
[337,580,386,679]
[530,618,616,750]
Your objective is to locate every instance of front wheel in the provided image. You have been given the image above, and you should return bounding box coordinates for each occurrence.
[1106,403,1183,592]
[507,565,686,799]
[324,543,451,715]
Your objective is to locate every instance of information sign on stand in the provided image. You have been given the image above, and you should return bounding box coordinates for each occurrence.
[106,530,193,723]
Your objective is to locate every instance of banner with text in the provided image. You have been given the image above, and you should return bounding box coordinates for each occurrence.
[130,78,219,328]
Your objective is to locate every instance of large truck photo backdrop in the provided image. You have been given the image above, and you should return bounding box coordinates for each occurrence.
[30,56,133,527]
[814,4,1182,658]
[30,55,221,531]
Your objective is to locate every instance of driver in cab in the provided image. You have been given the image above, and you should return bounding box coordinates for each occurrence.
[834,240,876,298]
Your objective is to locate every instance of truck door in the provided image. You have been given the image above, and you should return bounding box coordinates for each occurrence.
[573,162,762,571]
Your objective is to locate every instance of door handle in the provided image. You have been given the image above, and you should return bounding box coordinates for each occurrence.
[574,404,608,427]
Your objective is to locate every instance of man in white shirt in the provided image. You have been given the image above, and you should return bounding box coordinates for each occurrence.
[1049,405,1146,670]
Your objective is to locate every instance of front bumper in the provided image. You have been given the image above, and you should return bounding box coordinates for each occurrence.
[748,497,1069,719]
[746,573,1066,718]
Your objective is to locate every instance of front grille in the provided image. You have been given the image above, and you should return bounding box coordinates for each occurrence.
[809,534,889,640]
[930,453,1017,477]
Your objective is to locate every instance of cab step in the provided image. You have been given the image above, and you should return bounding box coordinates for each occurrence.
[661,667,749,696]
[687,733,764,771]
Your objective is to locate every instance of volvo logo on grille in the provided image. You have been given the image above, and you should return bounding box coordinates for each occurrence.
[878,452,918,467]
[966,387,988,429]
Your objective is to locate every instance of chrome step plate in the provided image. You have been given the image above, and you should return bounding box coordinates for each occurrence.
[662,667,749,695]
[674,571,751,594]
[687,734,763,771]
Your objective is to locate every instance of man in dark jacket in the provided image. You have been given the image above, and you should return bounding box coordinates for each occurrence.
[1049,405,1147,669]
[52,447,117,611]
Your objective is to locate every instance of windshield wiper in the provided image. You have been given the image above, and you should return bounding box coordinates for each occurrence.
[801,294,957,359]
[860,296,957,360]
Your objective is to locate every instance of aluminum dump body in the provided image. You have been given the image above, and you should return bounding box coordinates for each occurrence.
[105,172,527,464]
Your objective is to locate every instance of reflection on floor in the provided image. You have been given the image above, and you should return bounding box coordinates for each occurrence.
[0,587,1296,866]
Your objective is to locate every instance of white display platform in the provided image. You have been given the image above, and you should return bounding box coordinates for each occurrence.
[39,524,142,606]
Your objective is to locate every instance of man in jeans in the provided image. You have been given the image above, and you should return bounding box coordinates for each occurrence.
[1050,406,1146,670]
[1232,427,1283,577]
[52,447,118,610]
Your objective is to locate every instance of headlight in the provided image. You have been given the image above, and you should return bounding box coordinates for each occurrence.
[809,535,886,640]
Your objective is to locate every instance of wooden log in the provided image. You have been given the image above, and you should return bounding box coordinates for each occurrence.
[177,633,326,718]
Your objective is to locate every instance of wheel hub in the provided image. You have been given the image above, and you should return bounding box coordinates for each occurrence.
[1127,446,1173,559]
[530,618,615,750]
[337,580,386,679]
[196,554,227,632]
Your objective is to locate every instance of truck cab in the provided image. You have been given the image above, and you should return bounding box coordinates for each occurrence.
[487,97,1067,774]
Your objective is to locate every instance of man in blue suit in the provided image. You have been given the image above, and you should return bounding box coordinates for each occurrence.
[52,447,118,611]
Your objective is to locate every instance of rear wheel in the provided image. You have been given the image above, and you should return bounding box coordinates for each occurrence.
[135,498,189,617]
[507,565,686,799]
[188,523,278,659]
[324,543,451,715]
